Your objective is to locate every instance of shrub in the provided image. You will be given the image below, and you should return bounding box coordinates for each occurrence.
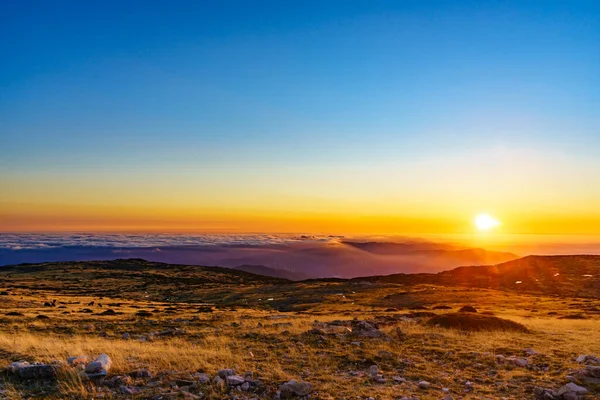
[426,313,529,333]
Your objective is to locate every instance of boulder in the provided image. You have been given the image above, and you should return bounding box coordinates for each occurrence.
[578,365,600,384]
[556,383,588,397]
[85,353,112,377]
[576,354,600,364]
[218,368,235,379]
[351,320,389,339]
[226,375,245,386]
[8,362,59,380]
[279,379,314,398]
[128,368,153,379]
[196,373,211,383]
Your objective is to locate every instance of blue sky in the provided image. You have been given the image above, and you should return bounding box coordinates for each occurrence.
[1,1,600,233]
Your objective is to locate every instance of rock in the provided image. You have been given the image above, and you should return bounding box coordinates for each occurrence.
[85,353,112,377]
[279,380,314,398]
[350,320,390,339]
[218,368,236,379]
[524,348,538,356]
[442,395,453,400]
[465,381,473,389]
[175,379,195,387]
[418,380,431,389]
[120,385,141,395]
[368,365,385,383]
[393,376,407,383]
[213,375,225,387]
[196,373,211,383]
[122,333,130,340]
[578,365,600,384]
[584,365,600,378]
[556,382,588,397]
[458,305,477,313]
[576,354,600,364]
[23,365,58,380]
[369,365,379,377]
[9,363,59,380]
[8,361,30,374]
[533,386,558,400]
[226,375,245,386]
[510,357,528,367]
[104,375,133,388]
[128,368,153,379]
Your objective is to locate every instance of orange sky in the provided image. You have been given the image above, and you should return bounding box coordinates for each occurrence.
[2,147,600,235]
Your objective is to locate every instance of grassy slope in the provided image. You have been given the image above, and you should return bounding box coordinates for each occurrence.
[0,257,599,399]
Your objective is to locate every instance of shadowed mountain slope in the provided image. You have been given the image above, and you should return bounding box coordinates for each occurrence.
[365,255,600,297]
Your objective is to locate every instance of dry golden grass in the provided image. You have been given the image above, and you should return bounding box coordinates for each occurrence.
[0,279,599,399]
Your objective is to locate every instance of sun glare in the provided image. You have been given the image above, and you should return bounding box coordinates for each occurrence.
[475,213,501,231]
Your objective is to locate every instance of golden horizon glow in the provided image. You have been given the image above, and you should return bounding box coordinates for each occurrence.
[2,147,600,235]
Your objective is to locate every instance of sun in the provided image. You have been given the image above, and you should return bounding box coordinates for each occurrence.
[475,213,501,231]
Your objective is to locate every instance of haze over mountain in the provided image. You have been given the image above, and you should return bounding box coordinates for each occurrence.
[0,234,517,278]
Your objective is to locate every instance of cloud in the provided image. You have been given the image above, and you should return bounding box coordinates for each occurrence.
[0,233,333,251]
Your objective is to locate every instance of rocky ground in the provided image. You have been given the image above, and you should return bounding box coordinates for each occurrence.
[0,260,599,399]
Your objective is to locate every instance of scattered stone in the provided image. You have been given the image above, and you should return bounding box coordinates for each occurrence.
[120,385,141,395]
[351,320,389,339]
[85,353,112,377]
[418,380,431,389]
[213,375,225,387]
[556,382,588,399]
[128,368,153,379]
[218,368,236,379]
[8,362,59,380]
[279,380,314,398]
[196,373,211,383]
[578,365,600,384]
[226,375,245,386]
[576,354,600,364]
[509,357,529,368]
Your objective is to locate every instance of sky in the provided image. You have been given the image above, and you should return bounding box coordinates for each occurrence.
[1,1,600,235]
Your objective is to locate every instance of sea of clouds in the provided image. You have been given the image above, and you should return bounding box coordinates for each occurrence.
[0,233,341,251]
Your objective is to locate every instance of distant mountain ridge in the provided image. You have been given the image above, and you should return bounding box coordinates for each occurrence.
[363,254,600,297]
[2,255,600,298]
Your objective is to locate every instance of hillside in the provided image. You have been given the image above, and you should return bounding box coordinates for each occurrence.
[233,264,309,281]
[0,257,599,399]
[0,258,289,303]
[367,254,600,297]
